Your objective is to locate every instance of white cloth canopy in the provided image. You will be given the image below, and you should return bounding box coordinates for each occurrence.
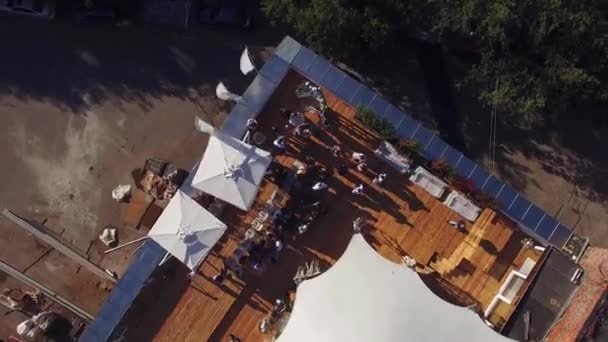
[147,190,226,271]
[216,82,242,102]
[194,116,215,134]
[278,234,514,342]
[192,132,272,211]
[240,47,256,75]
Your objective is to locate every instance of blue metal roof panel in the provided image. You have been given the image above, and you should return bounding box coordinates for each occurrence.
[535,215,559,241]
[396,115,419,139]
[369,96,389,119]
[274,36,302,63]
[382,105,405,127]
[496,185,517,209]
[292,46,317,73]
[241,74,278,106]
[308,55,331,81]
[442,146,462,168]
[507,196,532,221]
[548,224,573,249]
[482,176,504,198]
[350,85,375,108]
[335,74,361,103]
[424,137,448,161]
[319,65,346,94]
[522,205,545,232]
[221,102,255,138]
[469,167,491,191]
[259,54,289,83]
[80,240,165,342]
[412,126,434,148]
[455,156,476,178]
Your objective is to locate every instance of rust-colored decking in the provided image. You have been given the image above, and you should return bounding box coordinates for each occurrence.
[150,71,543,342]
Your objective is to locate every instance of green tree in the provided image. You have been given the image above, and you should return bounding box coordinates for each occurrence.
[263,0,608,125]
[433,0,608,125]
[262,0,411,61]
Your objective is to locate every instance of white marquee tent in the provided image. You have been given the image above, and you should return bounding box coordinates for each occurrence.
[192,132,272,211]
[147,190,226,271]
[278,234,514,342]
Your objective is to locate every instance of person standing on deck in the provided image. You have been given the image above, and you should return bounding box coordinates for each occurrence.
[352,184,364,195]
[312,181,328,192]
[373,173,387,186]
[273,136,286,154]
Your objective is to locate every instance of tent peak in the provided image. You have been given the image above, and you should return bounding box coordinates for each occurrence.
[223,165,243,180]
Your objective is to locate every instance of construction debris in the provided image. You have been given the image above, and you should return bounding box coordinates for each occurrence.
[99,228,117,246]
[111,184,132,202]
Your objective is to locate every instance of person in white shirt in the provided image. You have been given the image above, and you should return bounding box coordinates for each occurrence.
[373,173,387,185]
[331,145,341,157]
[246,118,259,131]
[295,123,312,138]
[289,112,305,127]
[312,181,328,191]
[352,184,364,195]
[271,238,284,264]
[273,136,286,153]
[352,152,366,163]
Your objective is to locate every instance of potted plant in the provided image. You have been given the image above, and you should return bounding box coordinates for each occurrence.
[396,138,422,158]
[429,159,456,181]
[449,175,476,195]
[471,191,500,210]
[354,105,396,141]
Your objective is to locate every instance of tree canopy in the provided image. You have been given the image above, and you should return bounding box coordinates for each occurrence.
[262,0,608,126]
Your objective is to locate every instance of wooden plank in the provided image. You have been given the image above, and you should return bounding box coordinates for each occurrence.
[123,189,154,229]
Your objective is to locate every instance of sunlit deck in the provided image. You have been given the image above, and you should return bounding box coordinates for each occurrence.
[148,71,543,341]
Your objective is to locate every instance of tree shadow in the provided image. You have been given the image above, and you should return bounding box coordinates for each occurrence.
[0,17,285,115]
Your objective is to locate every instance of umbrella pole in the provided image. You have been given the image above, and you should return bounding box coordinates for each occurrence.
[158,252,172,266]
[104,236,148,254]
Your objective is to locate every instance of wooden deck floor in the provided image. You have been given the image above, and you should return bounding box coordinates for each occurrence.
[149,71,543,341]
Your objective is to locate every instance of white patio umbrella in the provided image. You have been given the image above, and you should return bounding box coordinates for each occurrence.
[192,132,272,211]
[147,190,226,271]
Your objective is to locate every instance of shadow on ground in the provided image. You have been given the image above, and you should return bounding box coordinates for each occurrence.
[0,14,283,115]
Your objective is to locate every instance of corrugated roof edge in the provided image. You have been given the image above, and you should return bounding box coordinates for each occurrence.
[80,240,165,341]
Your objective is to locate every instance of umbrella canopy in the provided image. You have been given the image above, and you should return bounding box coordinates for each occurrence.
[147,190,226,271]
[192,132,272,211]
[278,234,513,342]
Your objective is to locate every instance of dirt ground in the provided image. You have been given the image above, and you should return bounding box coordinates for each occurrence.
[0,14,281,338]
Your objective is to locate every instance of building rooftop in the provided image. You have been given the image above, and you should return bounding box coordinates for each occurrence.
[543,247,608,342]
[501,248,581,340]
[81,36,585,341]
[149,70,541,341]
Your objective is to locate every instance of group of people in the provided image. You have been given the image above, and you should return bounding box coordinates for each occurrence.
[339,151,388,196]
[213,232,285,286]
[271,108,318,155]
[303,143,389,198]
